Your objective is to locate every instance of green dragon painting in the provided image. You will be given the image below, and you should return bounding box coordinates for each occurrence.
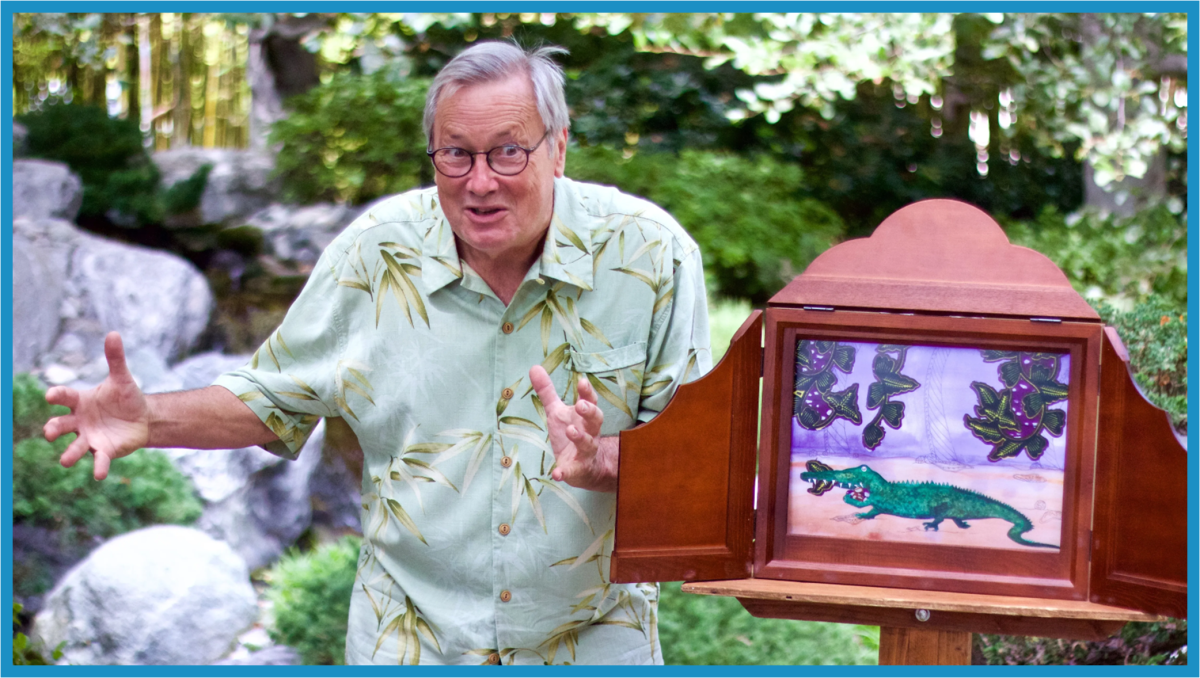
[800,460,1057,549]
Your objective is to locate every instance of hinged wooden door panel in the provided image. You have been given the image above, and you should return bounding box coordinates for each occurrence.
[611,311,762,583]
[1090,327,1188,618]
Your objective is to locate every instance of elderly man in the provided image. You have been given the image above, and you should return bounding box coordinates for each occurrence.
[44,41,711,665]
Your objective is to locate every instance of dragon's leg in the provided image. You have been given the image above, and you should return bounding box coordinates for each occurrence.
[923,516,945,531]
[855,506,882,520]
[951,518,971,529]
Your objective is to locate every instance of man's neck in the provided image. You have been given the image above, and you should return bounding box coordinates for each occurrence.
[457,232,545,306]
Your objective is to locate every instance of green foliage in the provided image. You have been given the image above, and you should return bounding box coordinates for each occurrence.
[1094,296,1188,429]
[657,583,877,665]
[976,619,1187,666]
[265,536,361,665]
[270,70,433,206]
[16,101,211,227]
[568,144,845,302]
[11,374,203,540]
[1004,205,1188,308]
[12,603,65,666]
[12,372,68,443]
[13,437,204,539]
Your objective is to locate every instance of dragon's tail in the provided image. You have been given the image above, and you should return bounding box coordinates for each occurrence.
[1006,521,1058,549]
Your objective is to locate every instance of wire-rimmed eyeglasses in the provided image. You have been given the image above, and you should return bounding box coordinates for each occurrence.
[427,132,551,178]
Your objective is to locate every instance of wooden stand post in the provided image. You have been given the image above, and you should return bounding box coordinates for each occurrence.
[683,579,1164,666]
[878,628,970,665]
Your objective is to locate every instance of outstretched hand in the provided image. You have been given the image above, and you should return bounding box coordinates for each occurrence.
[43,331,149,480]
[528,365,618,493]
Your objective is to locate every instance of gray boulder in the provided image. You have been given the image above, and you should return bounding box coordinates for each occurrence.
[163,420,325,572]
[12,217,77,373]
[13,159,83,221]
[245,202,361,267]
[153,148,279,227]
[49,228,214,374]
[32,525,258,665]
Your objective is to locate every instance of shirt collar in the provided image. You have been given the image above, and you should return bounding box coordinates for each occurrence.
[419,177,596,295]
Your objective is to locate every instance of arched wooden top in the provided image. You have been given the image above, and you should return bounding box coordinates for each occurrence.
[771,199,1100,321]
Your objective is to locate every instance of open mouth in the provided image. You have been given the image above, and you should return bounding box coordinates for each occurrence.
[468,207,504,216]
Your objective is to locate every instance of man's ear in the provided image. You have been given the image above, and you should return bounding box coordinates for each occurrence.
[552,127,568,178]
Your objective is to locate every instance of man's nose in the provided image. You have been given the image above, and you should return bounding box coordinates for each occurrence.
[464,155,499,193]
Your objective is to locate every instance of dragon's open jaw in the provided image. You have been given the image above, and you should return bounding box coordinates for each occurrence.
[803,460,871,500]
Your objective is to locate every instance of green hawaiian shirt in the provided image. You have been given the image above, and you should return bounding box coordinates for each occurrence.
[213,177,712,665]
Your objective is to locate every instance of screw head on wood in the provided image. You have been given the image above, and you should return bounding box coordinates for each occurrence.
[915,609,931,622]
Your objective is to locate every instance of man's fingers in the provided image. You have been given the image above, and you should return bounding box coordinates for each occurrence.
[60,434,91,469]
[92,450,113,481]
[45,386,80,410]
[104,331,135,385]
[528,365,563,408]
[44,415,78,442]
[574,399,603,435]
[576,376,599,406]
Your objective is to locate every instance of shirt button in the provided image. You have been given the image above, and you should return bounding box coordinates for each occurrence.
[488,652,501,664]
[501,321,514,334]
[536,277,546,285]
[500,456,513,468]
[500,590,512,603]
[501,387,514,400]
[498,523,511,536]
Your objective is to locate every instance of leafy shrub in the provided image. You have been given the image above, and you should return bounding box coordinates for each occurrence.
[11,374,203,539]
[568,145,846,302]
[975,619,1187,666]
[17,101,210,227]
[270,71,432,206]
[1004,205,1187,308]
[266,536,361,665]
[12,372,66,443]
[1094,296,1188,431]
[12,603,64,666]
[658,583,877,665]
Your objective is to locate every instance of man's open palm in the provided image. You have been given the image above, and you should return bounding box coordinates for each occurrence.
[528,365,616,492]
[43,332,150,480]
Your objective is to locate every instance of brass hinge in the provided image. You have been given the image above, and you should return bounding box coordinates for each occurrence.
[1031,317,1062,323]
[803,305,835,312]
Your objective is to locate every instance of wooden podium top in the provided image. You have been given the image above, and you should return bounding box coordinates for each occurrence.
[682,578,1165,622]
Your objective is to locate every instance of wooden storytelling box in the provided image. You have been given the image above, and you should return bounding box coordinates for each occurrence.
[610,199,1187,656]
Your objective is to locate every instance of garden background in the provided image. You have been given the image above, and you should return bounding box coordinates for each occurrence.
[10,11,1189,665]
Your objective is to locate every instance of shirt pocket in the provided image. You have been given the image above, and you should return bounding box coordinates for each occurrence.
[567,341,647,434]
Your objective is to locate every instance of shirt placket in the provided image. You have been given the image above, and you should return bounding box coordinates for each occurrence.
[489,273,550,662]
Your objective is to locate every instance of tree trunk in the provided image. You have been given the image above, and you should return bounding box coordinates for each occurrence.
[246,13,328,151]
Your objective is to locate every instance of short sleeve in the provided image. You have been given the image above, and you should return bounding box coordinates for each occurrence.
[212,244,346,459]
[635,240,713,423]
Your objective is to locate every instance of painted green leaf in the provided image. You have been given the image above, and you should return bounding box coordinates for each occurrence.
[988,439,1027,461]
[1025,434,1049,459]
[863,421,884,450]
[880,401,905,428]
[999,361,1023,388]
[963,415,1006,443]
[1042,408,1067,436]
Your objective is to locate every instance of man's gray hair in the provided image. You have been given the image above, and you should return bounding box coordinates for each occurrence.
[423,41,570,149]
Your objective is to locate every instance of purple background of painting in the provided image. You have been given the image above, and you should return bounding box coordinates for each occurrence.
[790,341,1071,471]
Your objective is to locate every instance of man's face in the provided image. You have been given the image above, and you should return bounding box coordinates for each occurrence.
[431,74,567,266]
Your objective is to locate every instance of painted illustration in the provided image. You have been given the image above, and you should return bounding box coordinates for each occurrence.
[788,340,1070,551]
